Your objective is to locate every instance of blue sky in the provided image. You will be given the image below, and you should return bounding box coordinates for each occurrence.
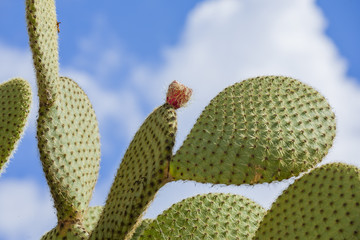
[0,0,360,239]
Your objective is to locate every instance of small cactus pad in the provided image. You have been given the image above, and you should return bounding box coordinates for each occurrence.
[26,0,59,104]
[171,76,336,185]
[83,206,103,233]
[37,77,100,221]
[0,78,32,174]
[166,80,192,109]
[254,163,360,240]
[90,104,177,240]
[138,193,266,240]
[41,221,89,240]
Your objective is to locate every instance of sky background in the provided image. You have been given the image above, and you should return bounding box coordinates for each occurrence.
[0,0,360,239]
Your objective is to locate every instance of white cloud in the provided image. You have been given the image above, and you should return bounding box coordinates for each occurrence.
[0,179,56,240]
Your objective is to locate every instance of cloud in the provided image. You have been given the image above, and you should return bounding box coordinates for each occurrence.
[0,179,56,240]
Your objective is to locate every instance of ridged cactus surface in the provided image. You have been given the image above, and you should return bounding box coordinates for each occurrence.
[37,77,101,221]
[171,76,336,185]
[139,193,266,240]
[90,104,177,240]
[26,0,59,104]
[0,78,32,174]
[254,163,360,240]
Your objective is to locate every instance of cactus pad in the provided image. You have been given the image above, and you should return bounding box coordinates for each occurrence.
[90,104,177,239]
[37,77,101,221]
[171,76,336,185]
[83,206,103,233]
[0,78,32,174]
[139,193,266,239]
[130,219,153,240]
[41,221,89,240]
[254,163,360,240]
[26,0,59,104]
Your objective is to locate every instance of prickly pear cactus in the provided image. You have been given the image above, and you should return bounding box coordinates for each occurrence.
[254,163,360,240]
[0,78,32,175]
[23,0,359,240]
[138,193,266,240]
[171,76,336,185]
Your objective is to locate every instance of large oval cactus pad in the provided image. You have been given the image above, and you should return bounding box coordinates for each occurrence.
[139,193,266,240]
[0,78,32,174]
[37,77,101,221]
[254,163,360,240]
[171,76,336,185]
[90,104,177,240]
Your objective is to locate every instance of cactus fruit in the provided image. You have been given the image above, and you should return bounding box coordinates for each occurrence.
[138,193,266,240]
[254,162,360,240]
[90,103,177,239]
[171,76,336,185]
[0,78,32,174]
[166,80,193,109]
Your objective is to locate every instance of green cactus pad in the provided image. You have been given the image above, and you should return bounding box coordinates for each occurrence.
[254,163,360,240]
[83,206,103,233]
[171,76,336,185]
[26,0,59,104]
[130,219,153,240]
[138,193,266,240]
[41,221,89,240]
[37,77,100,221]
[0,78,32,174]
[90,104,177,240]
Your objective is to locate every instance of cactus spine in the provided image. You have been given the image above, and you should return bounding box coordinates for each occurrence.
[20,0,359,239]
